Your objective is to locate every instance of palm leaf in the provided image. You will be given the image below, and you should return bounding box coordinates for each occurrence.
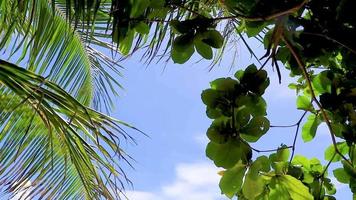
[0,59,135,199]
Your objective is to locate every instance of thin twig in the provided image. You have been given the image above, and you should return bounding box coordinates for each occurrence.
[289,111,308,162]
[250,145,293,153]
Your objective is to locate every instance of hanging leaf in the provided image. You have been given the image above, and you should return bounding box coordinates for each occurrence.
[194,38,213,59]
[242,156,270,199]
[297,95,313,111]
[201,30,224,48]
[206,139,252,168]
[302,114,321,142]
[171,34,195,64]
[240,116,270,142]
[219,162,247,198]
[325,142,349,162]
[333,168,350,184]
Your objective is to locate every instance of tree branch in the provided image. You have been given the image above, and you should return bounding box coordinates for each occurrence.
[282,36,353,166]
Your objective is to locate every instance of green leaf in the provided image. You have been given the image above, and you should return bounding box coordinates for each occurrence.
[324,142,349,162]
[312,71,332,94]
[130,0,150,17]
[210,78,237,91]
[302,114,321,142]
[297,95,313,111]
[149,0,165,8]
[292,155,310,168]
[279,175,314,200]
[275,146,291,162]
[245,21,267,37]
[220,162,247,198]
[236,95,267,117]
[234,107,251,129]
[240,116,270,142]
[201,30,224,48]
[333,168,350,183]
[242,156,270,199]
[201,89,220,107]
[170,20,191,34]
[171,34,195,64]
[206,139,252,168]
[194,38,213,59]
[323,178,336,195]
[119,30,135,55]
[234,70,244,80]
[134,22,150,34]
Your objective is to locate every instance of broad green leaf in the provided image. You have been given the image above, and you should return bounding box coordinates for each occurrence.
[194,39,213,59]
[201,30,224,48]
[297,95,313,111]
[201,89,220,107]
[302,114,321,142]
[171,34,195,64]
[292,155,310,168]
[276,146,290,162]
[287,165,303,179]
[334,168,350,184]
[234,107,251,129]
[242,156,270,199]
[210,78,237,91]
[279,175,314,200]
[234,70,244,80]
[206,139,252,168]
[219,162,247,198]
[236,95,267,117]
[309,158,323,173]
[325,142,349,162]
[312,71,332,94]
[269,177,291,200]
[241,116,270,142]
[207,126,227,144]
[342,160,356,178]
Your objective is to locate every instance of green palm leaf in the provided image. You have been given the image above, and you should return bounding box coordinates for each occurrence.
[0,59,135,199]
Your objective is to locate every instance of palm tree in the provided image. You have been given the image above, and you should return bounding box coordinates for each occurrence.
[0,0,229,199]
[0,1,138,199]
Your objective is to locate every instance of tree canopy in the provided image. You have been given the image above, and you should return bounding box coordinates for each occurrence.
[0,0,356,199]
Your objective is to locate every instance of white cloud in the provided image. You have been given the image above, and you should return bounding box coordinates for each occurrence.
[125,191,161,200]
[125,162,225,200]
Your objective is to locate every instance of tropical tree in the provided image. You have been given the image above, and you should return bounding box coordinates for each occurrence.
[1,0,356,199]
[0,1,137,199]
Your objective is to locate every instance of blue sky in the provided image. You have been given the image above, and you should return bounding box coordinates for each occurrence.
[108,41,352,200]
[7,37,351,200]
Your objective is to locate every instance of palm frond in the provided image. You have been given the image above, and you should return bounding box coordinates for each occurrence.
[0,0,122,111]
[0,59,135,199]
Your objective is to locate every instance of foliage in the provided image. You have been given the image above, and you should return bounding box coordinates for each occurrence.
[1,0,356,199]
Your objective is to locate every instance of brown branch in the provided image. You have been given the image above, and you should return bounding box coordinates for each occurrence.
[215,0,308,22]
[282,36,353,166]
